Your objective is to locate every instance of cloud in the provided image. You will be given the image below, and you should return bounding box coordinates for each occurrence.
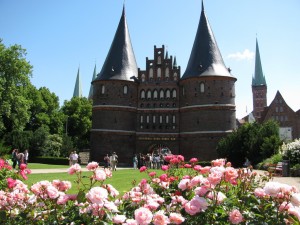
[227,49,254,61]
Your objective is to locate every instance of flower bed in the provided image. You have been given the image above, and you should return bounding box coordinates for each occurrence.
[0,156,300,224]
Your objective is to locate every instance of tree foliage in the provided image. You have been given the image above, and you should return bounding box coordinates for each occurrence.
[216,120,282,167]
[0,40,32,135]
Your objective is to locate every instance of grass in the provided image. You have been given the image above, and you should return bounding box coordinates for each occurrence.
[24,168,163,195]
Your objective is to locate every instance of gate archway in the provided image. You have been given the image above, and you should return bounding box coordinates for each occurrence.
[147,143,171,155]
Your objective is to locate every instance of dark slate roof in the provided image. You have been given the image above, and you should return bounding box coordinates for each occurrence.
[96,6,138,81]
[88,64,97,99]
[252,39,267,86]
[73,68,82,97]
[182,2,233,79]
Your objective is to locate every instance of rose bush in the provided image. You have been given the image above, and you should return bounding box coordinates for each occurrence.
[0,155,299,225]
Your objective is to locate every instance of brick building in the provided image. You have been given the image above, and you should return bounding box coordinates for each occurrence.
[90,3,237,165]
[241,39,300,141]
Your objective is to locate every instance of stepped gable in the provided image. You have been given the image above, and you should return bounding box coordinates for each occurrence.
[95,6,138,81]
[182,1,233,79]
[252,38,267,86]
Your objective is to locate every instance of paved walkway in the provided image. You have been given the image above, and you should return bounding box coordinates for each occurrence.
[29,168,300,190]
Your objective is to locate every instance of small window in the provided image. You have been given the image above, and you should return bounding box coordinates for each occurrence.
[146,115,150,123]
[153,115,156,123]
[172,115,176,123]
[159,115,163,124]
[160,89,164,99]
[174,72,177,81]
[200,82,205,93]
[141,74,145,82]
[172,89,177,98]
[166,89,171,99]
[149,68,154,79]
[140,115,143,123]
[153,90,158,99]
[166,115,169,123]
[141,90,145,99]
[101,84,105,94]
[157,56,161,64]
[123,85,128,94]
[157,68,161,78]
[165,67,169,78]
[147,90,151,99]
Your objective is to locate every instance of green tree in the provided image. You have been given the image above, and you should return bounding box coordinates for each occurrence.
[41,134,62,157]
[61,97,92,150]
[216,120,281,167]
[26,86,64,134]
[0,40,32,135]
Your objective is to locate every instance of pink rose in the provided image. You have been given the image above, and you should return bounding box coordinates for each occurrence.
[161,165,169,171]
[67,163,82,175]
[184,196,208,215]
[184,164,192,168]
[263,182,282,197]
[125,219,138,225]
[159,174,168,182]
[254,188,266,198]
[189,158,198,163]
[208,171,222,186]
[153,210,170,225]
[211,158,226,167]
[134,207,153,225]
[194,186,209,196]
[7,178,16,189]
[169,212,185,224]
[86,161,99,171]
[149,171,156,177]
[199,166,211,174]
[291,193,300,207]
[113,214,127,224]
[93,169,107,181]
[228,209,243,224]
[47,185,59,199]
[140,166,147,172]
[86,187,108,204]
[178,178,190,191]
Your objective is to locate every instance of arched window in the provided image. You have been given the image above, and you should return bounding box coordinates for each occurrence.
[166,89,171,99]
[153,115,156,123]
[153,89,158,99]
[146,115,150,123]
[172,89,177,98]
[172,115,176,123]
[149,68,153,79]
[160,89,164,99]
[157,56,161,64]
[140,115,143,123]
[147,89,151,99]
[173,72,178,81]
[159,115,163,124]
[123,85,128,94]
[200,82,205,93]
[157,68,161,79]
[141,74,145,82]
[140,90,145,99]
[165,67,169,78]
[166,115,169,123]
[100,84,105,94]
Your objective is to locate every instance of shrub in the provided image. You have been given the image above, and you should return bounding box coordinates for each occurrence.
[29,156,69,165]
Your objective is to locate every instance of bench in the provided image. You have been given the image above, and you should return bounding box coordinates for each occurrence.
[267,162,283,176]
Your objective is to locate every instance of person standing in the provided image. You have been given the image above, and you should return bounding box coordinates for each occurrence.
[24,149,29,164]
[133,154,138,169]
[110,152,118,171]
[73,151,79,165]
[17,151,24,168]
[12,149,18,169]
[104,154,110,168]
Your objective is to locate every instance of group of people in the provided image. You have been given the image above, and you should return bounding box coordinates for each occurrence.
[133,150,172,169]
[104,152,118,171]
[12,149,29,169]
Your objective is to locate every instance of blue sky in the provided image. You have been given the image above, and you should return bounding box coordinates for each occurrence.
[1,0,299,119]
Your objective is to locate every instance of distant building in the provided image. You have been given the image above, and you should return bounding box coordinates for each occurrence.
[241,40,300,141]
[73,68,82,98]
[90,3,236,165]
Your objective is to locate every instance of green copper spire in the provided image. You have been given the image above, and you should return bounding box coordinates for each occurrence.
[88,64,97,99]
[252,39,267,86]
[173,56,177,68]
[73,68,82,98]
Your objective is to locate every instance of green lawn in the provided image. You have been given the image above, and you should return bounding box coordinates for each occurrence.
[24,169,162,195]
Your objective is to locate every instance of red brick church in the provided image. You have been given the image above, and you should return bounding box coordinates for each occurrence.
[90,3,237,165]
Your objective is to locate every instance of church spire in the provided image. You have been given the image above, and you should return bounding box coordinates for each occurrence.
[88,64,97,99]
[96,6,138,81]
[182,1,232,79]
[73,67,82,98]
[252,38,267,86]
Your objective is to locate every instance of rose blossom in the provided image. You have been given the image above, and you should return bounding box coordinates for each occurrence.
[93,169,107,181]
[46,185,60,199]
[140,166,147,172]
[67,163,82,175]
[153,210,170,225]
[254,188,266,198]
[86,187,108,204]
[86,161,99,171]
[161,165,169,171]
[149,171,156,177]
[228,209,243,224]
[291,193,300,207]
[134,207,153,225]
[169,212,185,224]
[178,178,190,191]
[194,186,209,196]
[207,171,222,186]
[113,214,127,224]
[184,196,208,215]
[189,158,198,163]
[263,181,282,197]
[159,174,168,182]
[199,166,211,174]
[124,219,138,225]
[7,178,16,189]
[211,158,226,167]
[225,167,238,184]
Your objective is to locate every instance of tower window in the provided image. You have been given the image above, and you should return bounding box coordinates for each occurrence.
[140,115,143,123]
[101,84,105,94]
[157,56,161,64]
[153,90,158,99]
[160,89,164,99]
[153,115,156,123]
[147,89,152,99]
[165,67,169,78]
[172,89,177,98]
[159,115,163,124]
[149,68,153,79]
[157,68,161,79]
[172,115,176,123]
[123,85,128,94]
[166,89,171,99]
[200,82,205,93]
[140,90,145,99]
[141,74,145,82]
[146,115,150,123]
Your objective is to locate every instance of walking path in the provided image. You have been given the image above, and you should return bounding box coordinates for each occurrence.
[29,168,300,190]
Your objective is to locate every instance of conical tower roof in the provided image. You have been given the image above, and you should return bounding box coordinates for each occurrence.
[182,1,233,79]
[252,38,267,86]
[88,64,97,99]
[73,68,82,98]
[96,6,138,81]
